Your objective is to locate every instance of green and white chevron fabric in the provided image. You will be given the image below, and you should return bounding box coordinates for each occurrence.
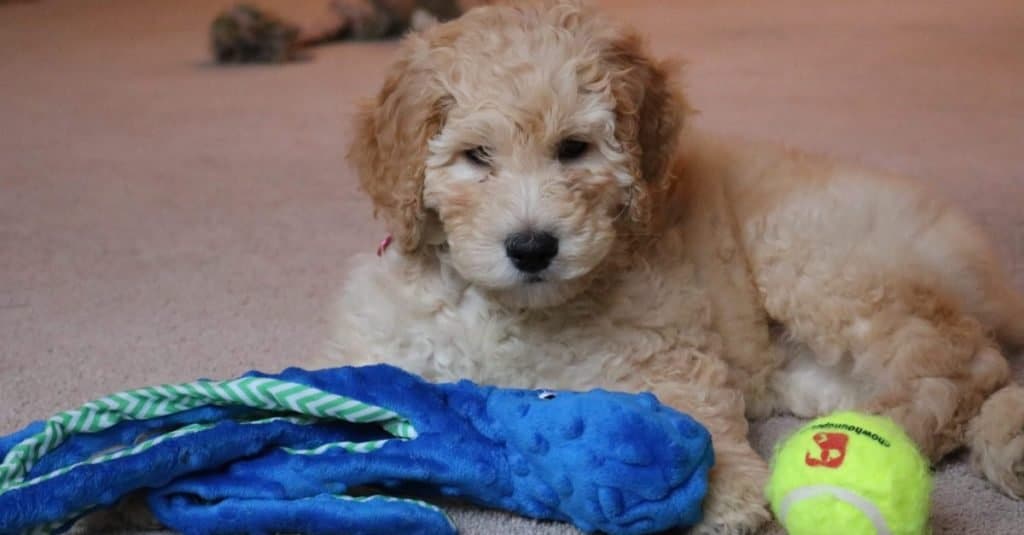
[0,376,418,492]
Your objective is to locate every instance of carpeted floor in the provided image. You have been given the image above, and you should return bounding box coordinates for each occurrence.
[1,0,1023,533]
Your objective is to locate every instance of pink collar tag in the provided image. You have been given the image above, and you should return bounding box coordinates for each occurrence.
[376,234,393,257]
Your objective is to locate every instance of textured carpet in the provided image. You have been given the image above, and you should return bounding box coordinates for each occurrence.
[1,0,1022,533]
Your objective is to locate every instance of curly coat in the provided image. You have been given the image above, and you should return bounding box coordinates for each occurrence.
[331,1,1024,531]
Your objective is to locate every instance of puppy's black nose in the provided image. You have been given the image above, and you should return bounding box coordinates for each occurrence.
[505,231,559,273]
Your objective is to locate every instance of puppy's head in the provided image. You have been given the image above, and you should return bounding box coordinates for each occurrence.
[350,0,687,308]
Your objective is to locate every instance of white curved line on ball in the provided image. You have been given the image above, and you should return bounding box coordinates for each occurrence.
[778,484,892,535]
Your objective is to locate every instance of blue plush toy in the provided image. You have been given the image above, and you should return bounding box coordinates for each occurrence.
[0,364,713,535]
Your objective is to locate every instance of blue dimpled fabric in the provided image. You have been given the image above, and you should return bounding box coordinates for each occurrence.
[0,364,713,535]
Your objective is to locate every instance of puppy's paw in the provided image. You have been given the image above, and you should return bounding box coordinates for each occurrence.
[969,384,1024,498]
[691,495,772,535]
[691,454,773,535]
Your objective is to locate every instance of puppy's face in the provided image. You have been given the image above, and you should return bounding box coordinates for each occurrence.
[351,1,685,308]
[422,48,633,307]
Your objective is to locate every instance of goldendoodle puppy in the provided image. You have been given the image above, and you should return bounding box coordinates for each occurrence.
[329,1,1024,531]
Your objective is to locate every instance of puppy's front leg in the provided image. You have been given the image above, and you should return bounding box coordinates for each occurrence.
[647,378,772,534]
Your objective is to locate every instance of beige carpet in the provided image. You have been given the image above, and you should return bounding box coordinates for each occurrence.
[1,0,1022,533]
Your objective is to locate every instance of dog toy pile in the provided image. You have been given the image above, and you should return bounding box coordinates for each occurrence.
[765,411,932,535]
[0,364,713,535]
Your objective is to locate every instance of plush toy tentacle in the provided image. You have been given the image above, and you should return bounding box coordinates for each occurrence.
[148,433,514,511]
[152,493,456,535]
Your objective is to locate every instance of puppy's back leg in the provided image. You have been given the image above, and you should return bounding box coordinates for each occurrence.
[766,271,1024,496]
[739,159,1024,495]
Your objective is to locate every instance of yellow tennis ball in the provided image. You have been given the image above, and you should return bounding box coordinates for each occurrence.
[765,412,932,535]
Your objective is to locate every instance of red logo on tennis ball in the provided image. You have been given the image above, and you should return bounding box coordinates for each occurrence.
[804,432,849,468]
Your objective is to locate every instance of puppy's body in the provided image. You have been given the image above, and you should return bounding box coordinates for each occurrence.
[333,128,1024,530]
[330,2,1024,531]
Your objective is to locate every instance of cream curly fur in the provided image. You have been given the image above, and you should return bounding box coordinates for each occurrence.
[327,1,1024,531]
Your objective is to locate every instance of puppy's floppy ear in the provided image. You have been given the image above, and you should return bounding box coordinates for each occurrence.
[348,34,450,253]
[605,28,689,221]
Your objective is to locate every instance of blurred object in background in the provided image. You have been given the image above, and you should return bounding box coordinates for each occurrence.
[211,0,484,64]
[211,4,302,63]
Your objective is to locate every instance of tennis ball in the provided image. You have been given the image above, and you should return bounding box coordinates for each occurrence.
[765,411,931,535]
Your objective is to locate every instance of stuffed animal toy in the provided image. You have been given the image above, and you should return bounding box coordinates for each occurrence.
[0,364,713,535]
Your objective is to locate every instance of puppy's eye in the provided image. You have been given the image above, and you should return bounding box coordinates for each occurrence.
[464,146,491,166]
[556,139,589,162]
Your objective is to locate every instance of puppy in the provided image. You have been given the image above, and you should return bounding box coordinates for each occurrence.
[329,1,1024,531]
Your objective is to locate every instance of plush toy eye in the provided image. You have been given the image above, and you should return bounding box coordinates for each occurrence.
[538,391,557,400]
[464,146,491,166]
[556,139,589,162]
